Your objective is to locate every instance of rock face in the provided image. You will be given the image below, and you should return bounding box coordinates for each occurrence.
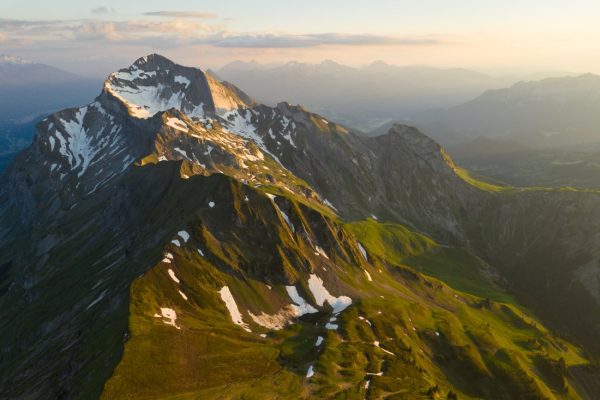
[1,54,599,399]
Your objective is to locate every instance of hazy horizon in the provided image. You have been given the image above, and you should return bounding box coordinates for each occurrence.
[0,52,581,81]
[2,0,600,77]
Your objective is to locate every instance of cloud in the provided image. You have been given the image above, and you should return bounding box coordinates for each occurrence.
[0,18,63,29]
[0,17,442,51]
[75,21,120,41]
[91,7,116,15]
[143,11,217,19]
[209,33,441,48]
[127,19,218,35]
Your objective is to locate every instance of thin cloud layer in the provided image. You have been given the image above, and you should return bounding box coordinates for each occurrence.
[211,33,440,48]
[0,17,442,49]
[144,11,218,19]
[91,7,116,15]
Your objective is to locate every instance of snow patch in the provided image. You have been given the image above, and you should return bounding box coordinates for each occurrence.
[48,136,55,151]
[174,147,190,159]
[273,203,293,231]
[307,274,352,313]
[314,246,329,259]
[178,290,188,301]
[219,286,251,332]
[315,336,324,346]
[363,269,372,282]
[323,198,337,211]
[222,109,283,166]
[154,307,180,329]
[168,269,180,283]
[325,323,338,330]
[166,117,188,132]
[178,230,190,242]
[174,75,191,87]
[286,286,318,316]
[208,201,215,208]
[171,239,181,247]
[248,305,298,330]
[357,242,368,261]
[373,341,395,356]
[58,107,103,177]
[306,365,314,378]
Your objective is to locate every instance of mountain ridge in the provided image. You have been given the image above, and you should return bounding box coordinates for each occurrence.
[1,54,599,399]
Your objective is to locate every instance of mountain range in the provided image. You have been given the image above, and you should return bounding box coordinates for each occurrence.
[412,74,600,148]
[0,55,82,86]
[0,54,100,121]
[0,55,101,173]
[216,60,528,132]
[1,54,599,399]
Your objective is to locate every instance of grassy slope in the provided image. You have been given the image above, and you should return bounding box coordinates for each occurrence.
[347,220,515,304]
[456,164,600,194]
[101,198,593,399]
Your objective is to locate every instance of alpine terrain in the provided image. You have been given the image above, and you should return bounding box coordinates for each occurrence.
[1,54,599,399]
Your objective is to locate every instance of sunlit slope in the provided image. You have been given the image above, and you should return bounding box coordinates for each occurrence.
[101,174,595,399]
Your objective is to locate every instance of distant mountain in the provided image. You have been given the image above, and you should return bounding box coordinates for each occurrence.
[416,74,600,147]
[0,54,81,86]
[0,55,101,168]
[2,54,600,399]
[0,54,101,120]
[367,119,468,147]
[217,60,522,131]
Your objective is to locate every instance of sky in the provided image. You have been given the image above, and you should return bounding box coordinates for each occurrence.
[1,0,600,77]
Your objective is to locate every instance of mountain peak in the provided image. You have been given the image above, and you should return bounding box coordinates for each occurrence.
[103,55,253,119]
[132,53,176,69]
[377,124,461,174]
[387,123,441,148]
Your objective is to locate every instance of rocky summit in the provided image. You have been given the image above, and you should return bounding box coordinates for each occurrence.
[1,54,599,399]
